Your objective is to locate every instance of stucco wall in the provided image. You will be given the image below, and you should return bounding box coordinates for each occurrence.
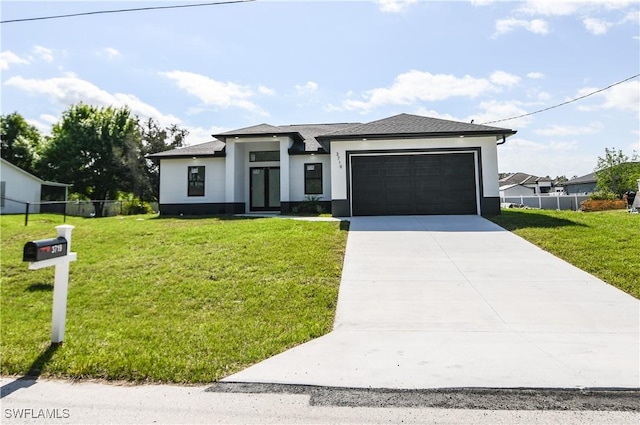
[500,185,535,197]
[0,161,42,214]
[565,182,597,195]
[289,154,332,202]
[329,136,500,201]
[159,157,225,204]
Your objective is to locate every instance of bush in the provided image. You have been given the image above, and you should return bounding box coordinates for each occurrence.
[589,190,618,201]
[291,195,324,215]
[580,199,627,212]
[122,198,154,215]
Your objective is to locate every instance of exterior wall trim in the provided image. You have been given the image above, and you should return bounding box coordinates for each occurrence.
[343,147,486,217]
[159,202,244,216]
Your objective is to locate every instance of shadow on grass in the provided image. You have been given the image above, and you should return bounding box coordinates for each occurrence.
[0,343,60,399]
[26,283,54,292]
[487,209,588,231]
[151,214,260,221]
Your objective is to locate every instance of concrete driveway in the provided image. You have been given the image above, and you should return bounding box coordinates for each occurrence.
[224,215,639,389]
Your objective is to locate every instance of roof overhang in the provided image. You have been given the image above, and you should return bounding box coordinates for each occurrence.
[213,131,305,144]
[42,181,72,187]
[316,130,517,152]
[147,151,226,159]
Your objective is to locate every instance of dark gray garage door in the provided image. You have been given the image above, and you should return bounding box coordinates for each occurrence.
[351,153,477,216]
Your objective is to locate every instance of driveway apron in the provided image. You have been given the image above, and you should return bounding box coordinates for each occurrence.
[223,215,640,389]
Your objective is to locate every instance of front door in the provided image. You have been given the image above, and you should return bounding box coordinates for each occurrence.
[250,167,280,211]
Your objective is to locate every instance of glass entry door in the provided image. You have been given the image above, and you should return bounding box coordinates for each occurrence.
[250,167,280,211]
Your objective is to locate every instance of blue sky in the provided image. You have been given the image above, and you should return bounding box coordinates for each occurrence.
[1,0,639,178]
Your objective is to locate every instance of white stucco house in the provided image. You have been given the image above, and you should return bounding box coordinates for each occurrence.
[499,183,535,197]
[499,172,553,194]
[150,114,516,217]
[0,158,70,214]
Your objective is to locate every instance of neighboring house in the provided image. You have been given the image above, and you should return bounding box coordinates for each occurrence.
[561,172,597,195]
[150,113,516,217]
[499,172,553,194]
[0,158,70,214]
[499,183,535,197]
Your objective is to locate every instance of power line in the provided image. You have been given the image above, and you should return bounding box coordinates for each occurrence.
[481,73,640,125]
[0,0,255,24]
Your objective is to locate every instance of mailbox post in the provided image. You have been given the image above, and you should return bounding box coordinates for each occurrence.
[24,225,77,344]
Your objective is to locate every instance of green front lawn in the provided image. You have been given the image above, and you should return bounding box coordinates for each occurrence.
[489,209,640,299]
[1,214,348,383]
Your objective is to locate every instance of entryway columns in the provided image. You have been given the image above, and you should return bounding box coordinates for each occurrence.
[224,140,236,204]
[279,138,290,204]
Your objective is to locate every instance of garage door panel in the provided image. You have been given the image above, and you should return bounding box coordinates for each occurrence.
[351,153,477,216]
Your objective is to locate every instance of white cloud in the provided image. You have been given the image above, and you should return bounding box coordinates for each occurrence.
[340,70,497,112]
[518,0,634,17]
[623,10,640,23]
[33,45,54,63]
[295,81,318,94]
[535,122,603,136]
[26,118,52,134]
[39,114,58,125]
[161,70,263,114]
[4,75,180,127]
[183,125,227,146]
[0,51,29,70]
[490,71,521,87]
[497,137,594,177]
[494,18,549,36]
[527,72,545,79]
[101,47,121,60]
[377,0,417,13]
[258,85,276,96]
[470,0,497,5]
[577,80,640,112]
[471,100,533,128]
[413,108,461,122]
[583,17,613,34]
[517,1,585,16]
[537,91,551,101]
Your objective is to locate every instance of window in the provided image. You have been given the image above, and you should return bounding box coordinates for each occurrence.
[249,151,280,162]
[0,182,5,208]
[304,163,322,195]
[188,166,205,196]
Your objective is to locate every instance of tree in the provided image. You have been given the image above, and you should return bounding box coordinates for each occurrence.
[553,175,569,185]
[139,118,188,201]
[594,148,640,198]
[37,103,144,217]
[1,112,43,174]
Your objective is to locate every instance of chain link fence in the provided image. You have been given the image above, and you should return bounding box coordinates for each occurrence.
[1,197,158,225]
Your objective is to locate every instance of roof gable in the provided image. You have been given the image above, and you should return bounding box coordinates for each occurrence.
[216,123,283,136]
[0,158,70,187]
[500,172,551,186]
[147,140,225,159]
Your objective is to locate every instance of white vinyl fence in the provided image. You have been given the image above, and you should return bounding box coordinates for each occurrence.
[501,194,590,211]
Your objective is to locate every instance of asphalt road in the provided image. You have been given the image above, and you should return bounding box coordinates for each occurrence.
[2,378,639,425]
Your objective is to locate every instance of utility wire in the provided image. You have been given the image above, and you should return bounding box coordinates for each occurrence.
[481,73,640,125]
[0,0,255,24]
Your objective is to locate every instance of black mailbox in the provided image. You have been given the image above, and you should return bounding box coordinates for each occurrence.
[23,237,68,262]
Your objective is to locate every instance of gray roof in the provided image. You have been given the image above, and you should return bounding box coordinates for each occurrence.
[500,172,552,186]
[317,113,516,140]
[279,123,359,151]
[216,123,283,136]
[151,113,517,158]
[214,122,359,152]
[147,140,225,158]
[561,172,596,186]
